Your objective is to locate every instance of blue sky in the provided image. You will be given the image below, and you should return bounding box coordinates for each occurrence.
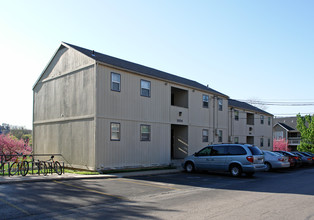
[0,0,313,129]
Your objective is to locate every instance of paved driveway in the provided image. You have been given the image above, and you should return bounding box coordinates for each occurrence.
[1,167,314,219]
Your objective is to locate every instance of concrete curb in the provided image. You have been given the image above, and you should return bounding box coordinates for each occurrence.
[0,168,183,185]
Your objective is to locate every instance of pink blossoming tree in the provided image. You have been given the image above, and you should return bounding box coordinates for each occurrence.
[273,138,289,151]
[0,134,32,162]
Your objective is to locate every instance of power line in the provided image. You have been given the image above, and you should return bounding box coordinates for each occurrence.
[238,100,314,106]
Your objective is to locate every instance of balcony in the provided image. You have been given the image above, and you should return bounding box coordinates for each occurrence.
[288,138,301,146]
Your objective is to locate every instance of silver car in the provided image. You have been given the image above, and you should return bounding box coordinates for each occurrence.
[262,151,290,171]
[182,144,266,177]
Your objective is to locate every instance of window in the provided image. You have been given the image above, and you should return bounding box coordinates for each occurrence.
[260,115,264,124]
[248,146,263,155]
[202,95,209,108]
[110,123,120,141]
[141,80,151,97]
[268,138,271,147]
[211,146,226,156]
[218,98,223,111]
[140,125,151,141]
[197,147,211,156]
[202,129,209,142]
[268,117,271,126]
[234,110,239,121]
[274,131,283,140]
[227,145,246,155]
[234,137,239,144]
[111,73,121,92]
[218,130,223,142]
[260,137,264,147]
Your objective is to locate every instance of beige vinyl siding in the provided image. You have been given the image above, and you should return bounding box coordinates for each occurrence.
[96,64,170,123]
[33,46,96,170]
[95,64,171,169]
[33,119,95,170]
[228,107,273,150]
[95,119,170,169]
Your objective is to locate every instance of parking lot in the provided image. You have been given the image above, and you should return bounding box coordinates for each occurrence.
[1,166,314,219]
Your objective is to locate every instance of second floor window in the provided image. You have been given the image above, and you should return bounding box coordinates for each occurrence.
[203,95,209,108]
[234,110,239,121]
[268,117,271,126]
[111,73,121,92]
[141,80,151,97]
[218,98,223,111]
[261,115,264,124]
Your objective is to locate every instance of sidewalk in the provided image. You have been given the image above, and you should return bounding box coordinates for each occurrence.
[0,168,183,184]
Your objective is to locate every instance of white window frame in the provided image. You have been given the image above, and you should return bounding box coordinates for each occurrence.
[140,80,151,97]
[110,122,120,141]
[140,124,151,141]
[202,129,209,142]
[111,72,121,92]
[218,130,223,142]
[218,98,223,111]
[234,137,239,144]
[202,95,209,108]
[234,110,239,121]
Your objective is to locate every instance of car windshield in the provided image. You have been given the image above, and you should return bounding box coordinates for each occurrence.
[248,146,263,155]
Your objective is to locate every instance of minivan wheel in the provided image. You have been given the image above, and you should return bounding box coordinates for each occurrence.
[265,162,272,172]
[230,165,242,177]
[185,162,195,173]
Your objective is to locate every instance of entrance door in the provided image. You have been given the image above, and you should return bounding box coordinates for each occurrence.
[171,125,188,159]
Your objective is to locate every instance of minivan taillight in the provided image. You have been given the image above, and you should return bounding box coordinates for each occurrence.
[246,156,254,163]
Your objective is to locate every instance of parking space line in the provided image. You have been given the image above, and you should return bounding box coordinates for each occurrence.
[0,197,31,216]
[113,179,179,190]
[53,180,126,200]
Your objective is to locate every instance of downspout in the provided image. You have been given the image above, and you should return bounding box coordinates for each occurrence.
[230,107,233,143]
[212,96,216,144]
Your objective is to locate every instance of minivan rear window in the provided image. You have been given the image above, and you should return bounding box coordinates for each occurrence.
[227,146,247,155]
[248,146,263,155]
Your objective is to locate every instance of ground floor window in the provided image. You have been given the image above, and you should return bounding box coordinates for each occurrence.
[260,137,264,147]
[140,125,151,141]
[202,129,209,142]
[218,130,223,142]
[268,138,271,147]
[110,123,120,141]
[234,137,239,144]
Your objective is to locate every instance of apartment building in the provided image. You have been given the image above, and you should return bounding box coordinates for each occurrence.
[228,99,273,150]
[273,117,301,151]
[33,42,229,170]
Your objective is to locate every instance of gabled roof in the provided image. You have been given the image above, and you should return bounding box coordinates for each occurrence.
[275,122,295,131]
[62,42,228,97]
[228,99,273,116]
